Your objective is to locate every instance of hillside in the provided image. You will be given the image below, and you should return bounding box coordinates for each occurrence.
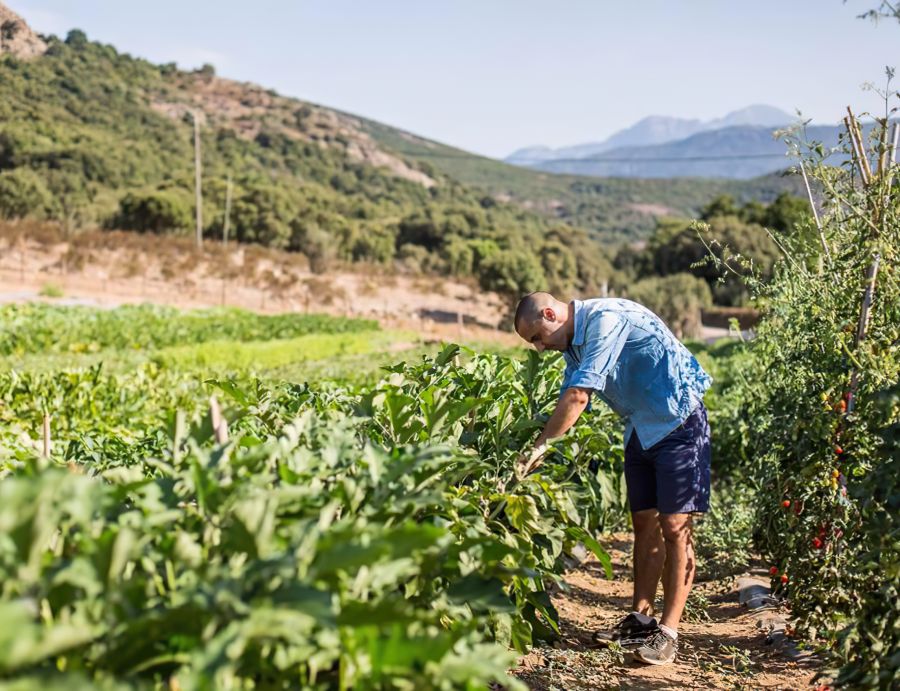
[0,5,801,296]
[0,23,617,300]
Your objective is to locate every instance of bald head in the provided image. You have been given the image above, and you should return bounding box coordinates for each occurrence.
[514,292,555,332]
[514,292,573,352]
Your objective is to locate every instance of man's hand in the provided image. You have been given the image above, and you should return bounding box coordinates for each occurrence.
[516,442,548,478]
[515,387,590,478]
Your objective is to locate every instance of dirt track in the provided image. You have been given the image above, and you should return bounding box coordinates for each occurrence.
[515,534,819,690]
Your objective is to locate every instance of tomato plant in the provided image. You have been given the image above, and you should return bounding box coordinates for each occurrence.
[710,114,899,689]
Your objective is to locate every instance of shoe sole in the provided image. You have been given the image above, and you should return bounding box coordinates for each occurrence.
[591,632,655,649]
[633,651,676,665]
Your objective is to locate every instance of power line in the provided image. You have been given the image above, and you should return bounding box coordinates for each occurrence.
[510,152,791,164]
[391,148,792,164]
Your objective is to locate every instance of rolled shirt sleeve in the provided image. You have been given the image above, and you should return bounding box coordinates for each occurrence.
[566,311,630,393]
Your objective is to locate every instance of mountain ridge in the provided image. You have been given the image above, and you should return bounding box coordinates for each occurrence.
[506,104,795,165]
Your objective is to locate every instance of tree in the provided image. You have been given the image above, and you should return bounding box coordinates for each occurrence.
[637,212,782,306]
[291,222,337,273]
[700,195,739,220]
[113,189,193,233]
[231,184,297,249]
[478,249,546,305]
[539,241,578,297]
[64,29,88,48]
[761,192,810,233]
[0,169,57,219]
[627,273,712,339]
[351,225,395,264]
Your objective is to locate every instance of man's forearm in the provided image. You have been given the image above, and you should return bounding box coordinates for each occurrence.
[535,387,590,447]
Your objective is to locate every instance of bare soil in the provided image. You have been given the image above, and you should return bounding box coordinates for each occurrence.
[514,534,819,690]
[0,223,520,347]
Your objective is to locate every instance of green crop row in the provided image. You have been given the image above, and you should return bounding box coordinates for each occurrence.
[0,303,378,356]
[0,345,627,689]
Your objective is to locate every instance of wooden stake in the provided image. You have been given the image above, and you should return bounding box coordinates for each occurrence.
[193,111,204,250]
[798,159,830,264]
[847,254,881,414]
[844,112,871,187]
[876,118,890,177]
[42,414,51,458]
[855,255,880,347]
[890,122,900,166]
[844,106,872,185]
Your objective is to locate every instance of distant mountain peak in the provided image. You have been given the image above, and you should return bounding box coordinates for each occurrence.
[505,104,794,165]
[0,2,47,59]
[712,104,794,128]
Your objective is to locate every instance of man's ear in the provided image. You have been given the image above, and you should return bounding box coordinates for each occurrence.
[542,307,556,322]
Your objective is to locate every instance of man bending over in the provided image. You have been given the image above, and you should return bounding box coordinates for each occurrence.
[514,292,711,666]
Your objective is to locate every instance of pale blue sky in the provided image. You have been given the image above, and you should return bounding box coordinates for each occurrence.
[11,1,899,157]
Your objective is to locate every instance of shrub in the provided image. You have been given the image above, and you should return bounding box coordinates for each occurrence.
[38,283,63,298]
[113,189,193,234]
[0,169,57,220]
[626,273,712,339]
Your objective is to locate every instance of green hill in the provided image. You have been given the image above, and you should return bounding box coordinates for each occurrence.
[0,15,800,300]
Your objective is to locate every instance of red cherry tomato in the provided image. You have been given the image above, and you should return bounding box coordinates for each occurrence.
[780,574,789,584]
[769,566,778,575]
[834,445,843,455]
[812,537,823,549]
[781,499,791,508]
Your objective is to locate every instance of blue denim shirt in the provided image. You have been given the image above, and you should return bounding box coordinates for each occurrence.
[561,298,712,449]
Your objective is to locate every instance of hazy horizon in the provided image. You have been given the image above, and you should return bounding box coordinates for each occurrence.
[10,0,899,158]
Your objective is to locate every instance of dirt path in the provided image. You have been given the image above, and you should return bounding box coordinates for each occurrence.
[515,535,819,690]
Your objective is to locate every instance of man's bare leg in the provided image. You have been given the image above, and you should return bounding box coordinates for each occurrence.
[658,512,695,631]
[631,509,665,615]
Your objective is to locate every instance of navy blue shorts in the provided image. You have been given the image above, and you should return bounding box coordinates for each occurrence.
[624,403,711,515]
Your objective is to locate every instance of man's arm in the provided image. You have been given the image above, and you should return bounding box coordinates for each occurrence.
[535,386,591,448]
[519,310,630,475]
[519,386,590,475]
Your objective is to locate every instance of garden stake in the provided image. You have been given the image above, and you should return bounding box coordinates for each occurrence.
[799,159,831,265]
[843,115,889,415]
[846,107,872,183]
[843,115,870,187]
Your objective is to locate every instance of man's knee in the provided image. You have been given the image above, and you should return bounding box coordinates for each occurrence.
[659,513,693,544]
[632,509,660,537]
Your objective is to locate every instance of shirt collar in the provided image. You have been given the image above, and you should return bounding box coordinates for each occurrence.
[570,299,587,346]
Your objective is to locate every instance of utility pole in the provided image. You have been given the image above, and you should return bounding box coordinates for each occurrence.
[192,111,203,250]
[223,172,232,246]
